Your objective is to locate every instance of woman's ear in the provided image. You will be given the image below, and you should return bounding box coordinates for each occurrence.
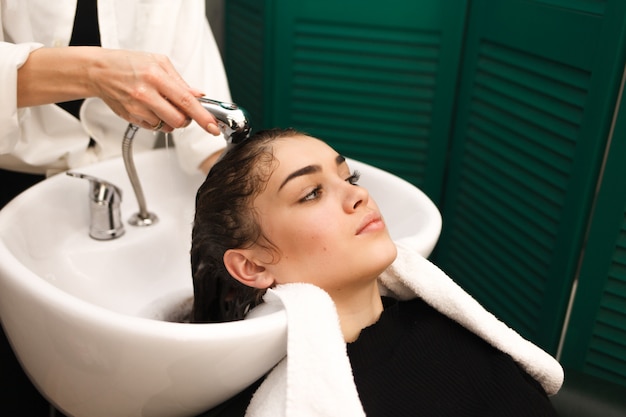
[223,249,274,289]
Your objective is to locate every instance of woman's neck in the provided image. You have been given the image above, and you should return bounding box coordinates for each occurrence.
[332,283,384,343]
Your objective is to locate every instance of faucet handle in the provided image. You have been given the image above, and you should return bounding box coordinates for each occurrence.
[67,172,125,240]
[67,172,123,204]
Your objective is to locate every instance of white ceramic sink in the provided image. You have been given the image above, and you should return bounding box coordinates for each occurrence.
[0,148,441,417]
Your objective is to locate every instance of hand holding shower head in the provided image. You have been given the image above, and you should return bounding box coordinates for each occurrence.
[197,97,251,145]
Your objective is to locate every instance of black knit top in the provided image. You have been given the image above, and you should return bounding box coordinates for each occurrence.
[346,297,557,416]
[199,297,557,416]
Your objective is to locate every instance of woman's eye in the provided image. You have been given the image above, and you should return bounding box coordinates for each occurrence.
[301,186,322,202]
[346,170,361,185]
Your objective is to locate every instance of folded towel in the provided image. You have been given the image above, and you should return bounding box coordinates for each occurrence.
[246,284,366,417]
[245,241,564,416]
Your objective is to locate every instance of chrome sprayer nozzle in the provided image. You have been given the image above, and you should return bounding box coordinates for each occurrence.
[197,97,251,145]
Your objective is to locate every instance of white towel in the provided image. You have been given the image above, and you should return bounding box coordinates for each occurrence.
[246,284,366,417]
[245,241,564,417]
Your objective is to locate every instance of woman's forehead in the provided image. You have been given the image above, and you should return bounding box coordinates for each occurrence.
[260,136,342,190]
[272,135,337,164]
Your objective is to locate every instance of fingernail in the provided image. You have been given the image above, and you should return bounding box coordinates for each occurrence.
[207,123,220,136]
[183,117,192,128]
[192,89,206,97]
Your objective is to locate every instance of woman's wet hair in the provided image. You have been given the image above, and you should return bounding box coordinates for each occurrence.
[190,127,302,322]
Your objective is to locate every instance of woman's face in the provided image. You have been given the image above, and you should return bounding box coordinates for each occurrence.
[248,135,397,294]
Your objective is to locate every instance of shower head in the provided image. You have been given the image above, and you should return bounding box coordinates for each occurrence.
[197,97,251,145]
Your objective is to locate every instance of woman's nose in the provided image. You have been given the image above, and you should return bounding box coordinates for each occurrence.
[344,182,369,212]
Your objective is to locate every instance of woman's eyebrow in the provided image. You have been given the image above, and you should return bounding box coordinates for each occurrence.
[279,165,320,191]
[278,154,347,191]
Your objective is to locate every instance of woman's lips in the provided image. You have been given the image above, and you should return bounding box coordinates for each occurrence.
[356,212,384,235]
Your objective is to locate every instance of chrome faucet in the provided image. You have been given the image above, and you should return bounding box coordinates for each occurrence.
[66,172,125,240]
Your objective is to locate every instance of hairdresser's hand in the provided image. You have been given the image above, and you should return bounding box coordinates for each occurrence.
[90,49,221,134]
[17,47,222,135]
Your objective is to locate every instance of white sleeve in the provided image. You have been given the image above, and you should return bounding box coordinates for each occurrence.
[0,41,43,155]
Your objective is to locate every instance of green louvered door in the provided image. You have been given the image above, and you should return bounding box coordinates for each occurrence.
[432,0,626,354]
[225,0,468,201]
[559,88,626,387]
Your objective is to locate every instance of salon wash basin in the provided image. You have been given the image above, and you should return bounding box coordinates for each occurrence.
[0,148,442,417]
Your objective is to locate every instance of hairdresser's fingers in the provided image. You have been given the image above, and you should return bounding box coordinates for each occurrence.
[123,89,189,133]
[145,118,174,133]
[125,112,174,133]
[151,56,221,135]
[121,94,186,134]
[156,89,221,136]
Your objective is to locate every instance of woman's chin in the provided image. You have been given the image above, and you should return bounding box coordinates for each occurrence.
[365,239,398,276]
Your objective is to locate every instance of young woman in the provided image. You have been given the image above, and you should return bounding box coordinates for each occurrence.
[191,128,561,416]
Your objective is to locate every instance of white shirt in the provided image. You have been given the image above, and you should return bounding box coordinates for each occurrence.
[0,0,229,175]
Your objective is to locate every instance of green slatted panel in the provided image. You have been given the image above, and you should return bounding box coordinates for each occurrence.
[224,0,267,131]
[588,258,626,385]
[433,0,625,353]
[561,87,626,388]
[445,42,585,338]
